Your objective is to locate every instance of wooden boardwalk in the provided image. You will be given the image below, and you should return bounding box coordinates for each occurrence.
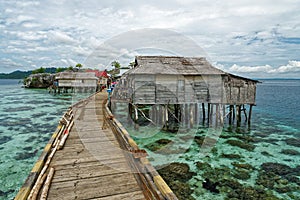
[15,92,178,200]
[43,92,145,199]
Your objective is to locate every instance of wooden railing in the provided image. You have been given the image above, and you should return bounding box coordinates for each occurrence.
[102,99,178,200]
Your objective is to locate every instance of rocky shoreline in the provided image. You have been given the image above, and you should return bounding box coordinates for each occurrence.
[23,73,55,88]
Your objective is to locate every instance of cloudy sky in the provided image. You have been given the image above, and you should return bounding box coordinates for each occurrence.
[1,0,300,78]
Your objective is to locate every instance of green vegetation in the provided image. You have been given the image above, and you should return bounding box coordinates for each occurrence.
[56,67,66,73]
[0,70,32,79]
[108,61,121,79]
[32,67,46,74]
[67,66,74,71]
[111,61,121,69]
[0,67,67,79]
[128,61,135,68]
[75,63,83,69]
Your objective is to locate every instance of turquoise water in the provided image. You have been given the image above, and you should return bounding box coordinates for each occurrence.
[0,79,92,199]
[114,79,300,200]
[0,79,299,199]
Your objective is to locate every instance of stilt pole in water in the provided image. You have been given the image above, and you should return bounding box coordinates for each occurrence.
[236,105,241,126]
[242,104,248,122]
[207,103,211,124]
[248,104,253,125]
[229,105,233,124]
[202,103,206,123]
[216,104,219,127]
[209,103,213,126]
[232,105,235,122]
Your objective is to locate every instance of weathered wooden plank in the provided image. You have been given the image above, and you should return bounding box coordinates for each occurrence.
[92,191,145,200]
[47,173,141,200]
[53,158,127,170]
[40,92,145,200]
[51,155,126,167]
[52,165,131,183]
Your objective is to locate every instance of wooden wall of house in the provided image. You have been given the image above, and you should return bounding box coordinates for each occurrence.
[184,76,207,103]
[223,76,256,105]
[58,79,97,87]
[155,75,178,104]
[112,74,257,105]
[132,75,156,104]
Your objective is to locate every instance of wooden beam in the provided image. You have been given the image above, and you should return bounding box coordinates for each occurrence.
[248,104,253,125]
[202,103,206,123]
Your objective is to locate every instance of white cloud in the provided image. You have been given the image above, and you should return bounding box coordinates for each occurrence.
[229,64,273,73]
[228,61,300,77]
[48,30,77,44]
[60,58,78,67]
[22,22,41,28]
[16,31,46,41]
[15,1,40,7]
[0,0,300,76]
[16,15,35,23]
[270,60,300,73]
[73,46,91,57]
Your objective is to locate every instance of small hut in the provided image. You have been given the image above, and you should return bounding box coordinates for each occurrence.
[111,56,258,128]
[54,71,98,93]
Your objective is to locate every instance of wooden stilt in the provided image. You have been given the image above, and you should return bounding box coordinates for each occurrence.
[236,105,241,126]
[134,105,139,130]
[158,105,162,126]
[216,104,219,127]
[194,103,198,126]
[207,103,211,124]
[128,103,132,125]
[229,105,233,124]
[190,104,194,128]
[220,104,224,125]
[186,104,190,129]
[222,105,225,120]
[248,104,253,125]
[242,104,248,122]
[232,105,235,122]
[181,104,184,127]
[202,103,206,123]
[165,105,169,130]
[152,105,156,125]
[209,103,213,126]
[174,104,180,123]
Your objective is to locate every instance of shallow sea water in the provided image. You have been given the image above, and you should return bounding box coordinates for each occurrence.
[0,79,92,200]
[114,79,300,200]
[0,79,299,200]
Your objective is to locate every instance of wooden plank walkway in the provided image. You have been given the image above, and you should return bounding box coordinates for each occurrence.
[44,92,145,200]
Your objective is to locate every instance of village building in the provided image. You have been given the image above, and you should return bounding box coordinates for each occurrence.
[111,56,258,128]
[52,71,98,93]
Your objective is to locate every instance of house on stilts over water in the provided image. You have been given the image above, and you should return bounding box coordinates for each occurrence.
[110,56,258,130]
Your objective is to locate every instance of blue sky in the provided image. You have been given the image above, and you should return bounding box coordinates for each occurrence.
[0,0,300,78]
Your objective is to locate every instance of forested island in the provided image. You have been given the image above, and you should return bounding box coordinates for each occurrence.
[0,68,64,79]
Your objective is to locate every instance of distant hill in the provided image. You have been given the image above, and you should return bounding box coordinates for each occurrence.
[0,68,62,79]
[0,70,32,79]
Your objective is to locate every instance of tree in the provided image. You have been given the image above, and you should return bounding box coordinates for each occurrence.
[56,67,66,73]
[111,61,121,69]
[67,66,74,71]
[76,63,83,69]
[32,67,46,74]
[128,61,135,68]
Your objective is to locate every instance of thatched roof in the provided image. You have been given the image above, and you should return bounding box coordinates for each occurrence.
[128,56,226,75]
[124,56,258,83]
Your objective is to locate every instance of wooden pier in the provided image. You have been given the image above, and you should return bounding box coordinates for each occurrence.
[15,92,177,200]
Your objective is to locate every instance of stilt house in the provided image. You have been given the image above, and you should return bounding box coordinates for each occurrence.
[111,56,258,126]
[54,72,98,92]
